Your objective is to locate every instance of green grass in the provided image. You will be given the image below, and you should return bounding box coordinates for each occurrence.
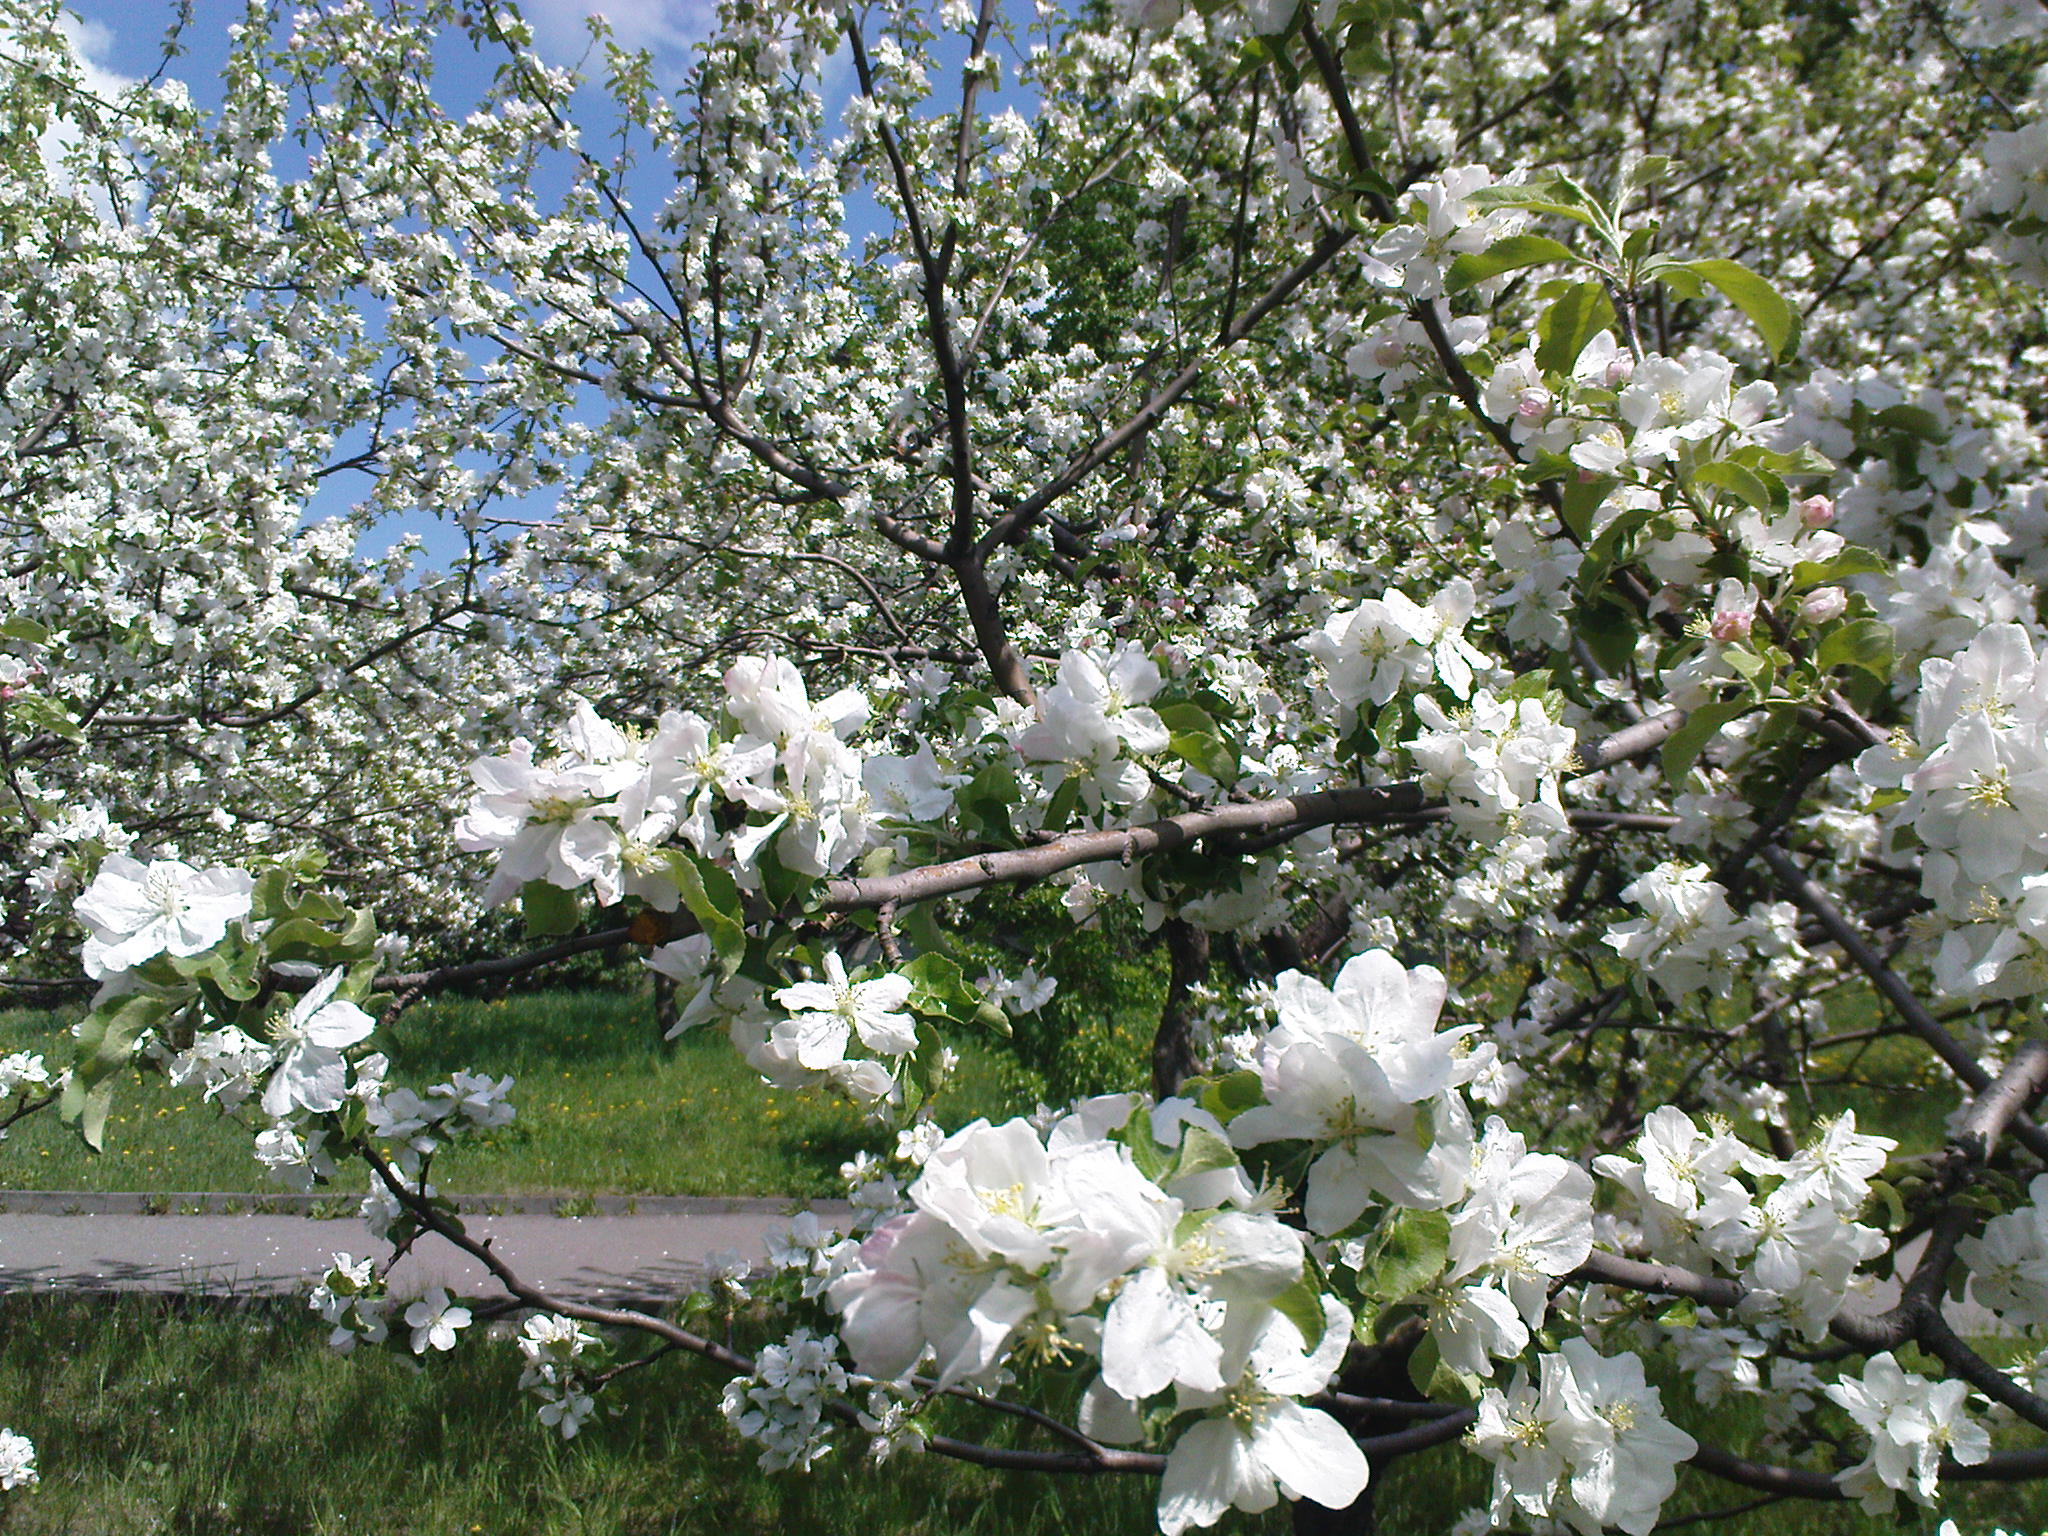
[0,991,1023,1197]
[0,1292,1181,1536]
[0,1294,2043,1536]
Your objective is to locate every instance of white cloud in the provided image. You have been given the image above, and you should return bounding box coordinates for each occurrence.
[519,0,721,69]
[56,13,131,103]
[5,12,140,216]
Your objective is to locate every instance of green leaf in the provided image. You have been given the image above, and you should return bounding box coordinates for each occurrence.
[1790,546,1888,589]
[1405,1330,1441,1397]
[1722,645,1777,692]
[10,694,82,741]
[1815,618,1895,679]
[1042,770,1085,833]
[1199,1069,1265,1124]
[1582,503,1657,580]
[1464,174,1609,235]
[72,1077,117,1153]
[1157,701,1238,780]
[1174,1124,1242,1183]
[1744,443,1836,477]
[1574,597,1638,673]
[1656,1297,1698,1328]
[1271,1273,1327,1352]
[1352,1208,1451,1305]
[1655,258,1798,358]
[1690,459,1778,512]
[1117,1106,1172,1183]
[1445,234,1579,294]
[1621,155,1673,192]
[955,760,1018,843]
[1535,280,1619,377]
[0,617,50,644]
[1661,699,1751,782]
[519,880,582,939]
[1156,702,1218,737]
[262,910,375,960]
[668,851,746,977]
[1406,1331,1484,1406]
[1169,729,1237,782]
[1872,404,1943,441]
[1557,471,1616,544]
[901,951,1002,1032]
[60,991,173,1151]
[168,944,263,1002]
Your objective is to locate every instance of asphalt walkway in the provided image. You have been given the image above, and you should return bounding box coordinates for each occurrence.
[0,1193,851,1305]
[0,1195,2010,1334]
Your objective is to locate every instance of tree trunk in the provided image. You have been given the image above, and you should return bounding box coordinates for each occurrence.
[1152,920,1209,1099]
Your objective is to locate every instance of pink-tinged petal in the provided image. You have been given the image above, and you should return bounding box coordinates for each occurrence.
[829,1215,947,1380]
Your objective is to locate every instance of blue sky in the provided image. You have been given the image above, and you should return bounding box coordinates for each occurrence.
[51,0,1000,568]
[69,0,721,89]
[55,0,725,568]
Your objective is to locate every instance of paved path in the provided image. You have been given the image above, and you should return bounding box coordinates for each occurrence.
[0,1193,851,1305]
[0,1195,2011,1335]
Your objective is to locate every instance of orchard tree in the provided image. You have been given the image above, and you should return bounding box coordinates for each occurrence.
[5,0,2048,1529]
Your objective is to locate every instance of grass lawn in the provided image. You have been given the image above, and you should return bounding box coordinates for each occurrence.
[0,990,1029,1198]
[0,1293,2042,1536]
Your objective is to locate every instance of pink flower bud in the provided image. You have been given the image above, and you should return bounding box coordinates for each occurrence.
[1604,354,1636,386]
[1515,388,1552,422]
[1800,586,1848,625]
[1710,579,1757,643]
[1798,494,1834,528]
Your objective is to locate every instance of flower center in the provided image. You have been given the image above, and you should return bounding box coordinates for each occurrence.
[143,866,187,919]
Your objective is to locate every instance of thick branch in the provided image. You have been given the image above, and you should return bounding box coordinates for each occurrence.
[1954,1039,2048,1166]
[376,926,635,994]
[1759,843,2048,1162]
[822,783,1427,910]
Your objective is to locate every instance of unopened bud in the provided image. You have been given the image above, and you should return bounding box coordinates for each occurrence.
[1604,353,1636,386]
[1798,494,1834,528]
[1800,586,1848,625]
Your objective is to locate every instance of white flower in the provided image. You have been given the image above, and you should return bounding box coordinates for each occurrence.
[1448,1118,1594,1328]
[262,970,375,1117]
[404,1287,472,1353]
[0,1428,36,1491]
[773,952,918,1066]
[1825,1351,1989,1511]
[454,703,646,907]
[0,1051,51,1099]
[1156,1297,1368,1536]
[74,854,254,979]
[1603,863,1750,997]
[1471,1340,1697,1536]
[721,1327,849,1472]
[1017,643,1170,762]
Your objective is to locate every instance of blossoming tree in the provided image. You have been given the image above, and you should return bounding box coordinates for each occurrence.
[5,0,2048,1528]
